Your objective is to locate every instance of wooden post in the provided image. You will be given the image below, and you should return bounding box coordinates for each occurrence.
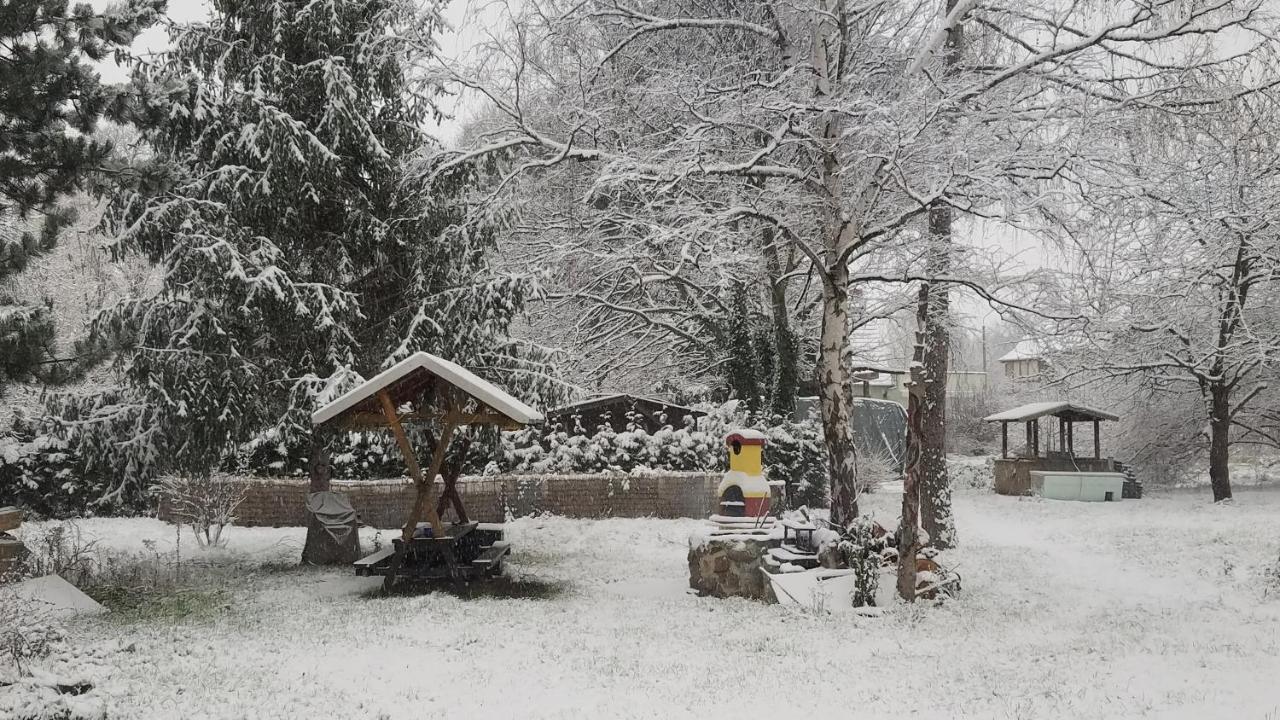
[1025,421,1033,456]
[435,434,473,524]
[379,390,448,541]
[1093,419,1101,459]
[1001,422,1008,459]
[1032,420,1040,457]
[1058,420,1065,454]
[1066,421,1074,457]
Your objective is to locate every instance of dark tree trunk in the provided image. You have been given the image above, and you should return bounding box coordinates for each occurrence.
[762,225,799,418]
[919,212,956,549]
[301,435,361,565]
[918,0,963,550]
[1208,385,1233,503]
[819,265,859,526]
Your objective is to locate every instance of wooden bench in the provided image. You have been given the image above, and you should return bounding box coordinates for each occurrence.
[353,546,396,575]
[471,541,511,573]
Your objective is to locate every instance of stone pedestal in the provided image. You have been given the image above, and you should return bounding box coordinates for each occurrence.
[688,536,776,602]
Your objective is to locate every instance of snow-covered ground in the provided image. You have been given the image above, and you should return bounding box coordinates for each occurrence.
[9,487,1280,719]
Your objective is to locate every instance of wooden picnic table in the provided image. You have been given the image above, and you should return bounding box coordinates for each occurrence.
[311,352,538,588]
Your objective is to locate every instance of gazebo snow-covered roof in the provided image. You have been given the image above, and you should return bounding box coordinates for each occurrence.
[312,351,541,540]
[312,352,542,429]
[984,401,1119,461]
[983,401,1118,424]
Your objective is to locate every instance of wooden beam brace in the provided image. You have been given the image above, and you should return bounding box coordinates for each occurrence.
[378,390,448,541]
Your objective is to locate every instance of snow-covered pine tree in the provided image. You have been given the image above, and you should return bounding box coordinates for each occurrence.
[0,0,163,393]
[80,0,564,562]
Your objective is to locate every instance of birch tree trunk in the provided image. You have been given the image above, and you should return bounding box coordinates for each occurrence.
[811,0,861,526]
[819,264,859,526]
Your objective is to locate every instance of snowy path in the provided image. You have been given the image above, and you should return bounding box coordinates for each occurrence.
[13,487,1280,719]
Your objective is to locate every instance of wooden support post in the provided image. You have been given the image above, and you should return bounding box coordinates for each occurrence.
[1025,421,1033,456]
[1032,420,1040,457]
[1001,422,1008,459]
[436,485,469,525]
[1058,420,1065,454]
[1066,421,1074,457]
[379,390,449,541]
[1093,419,1101,459]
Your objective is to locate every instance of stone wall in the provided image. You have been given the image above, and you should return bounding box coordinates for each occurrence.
[687,536,777,601]
[993,456,1117,496]
[159,472,722,528]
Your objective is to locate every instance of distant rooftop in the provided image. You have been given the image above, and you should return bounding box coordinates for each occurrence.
[548,393,702,415]
[997,339,1043,363]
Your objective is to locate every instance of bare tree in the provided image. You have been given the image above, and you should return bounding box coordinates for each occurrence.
[428,0,1270,529]
[1050,66,1280,502]
[157,474,248,548]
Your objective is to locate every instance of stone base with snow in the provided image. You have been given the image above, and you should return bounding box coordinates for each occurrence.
[687,535,777,601]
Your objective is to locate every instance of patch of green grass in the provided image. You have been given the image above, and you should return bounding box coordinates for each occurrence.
[86,585,232,623]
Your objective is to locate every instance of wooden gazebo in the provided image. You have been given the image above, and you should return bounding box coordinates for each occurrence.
[312,352,542,586]
[983,401,1120,496]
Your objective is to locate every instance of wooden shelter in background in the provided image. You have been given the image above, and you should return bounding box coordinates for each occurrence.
[312,352,541,586]
[983,402,1120,496]
[546,393,706,434]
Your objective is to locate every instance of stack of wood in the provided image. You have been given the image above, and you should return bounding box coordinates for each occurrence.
[0,506,25,581]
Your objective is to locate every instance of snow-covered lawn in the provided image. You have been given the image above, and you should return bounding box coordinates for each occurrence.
[11,488,1280,719]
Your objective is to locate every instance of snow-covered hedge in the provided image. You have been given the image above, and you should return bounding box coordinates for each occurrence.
[2,404,832,517]
[497,417,829,508]
[240,404,832,509]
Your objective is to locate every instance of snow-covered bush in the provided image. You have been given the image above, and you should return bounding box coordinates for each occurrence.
[837,517,883,608]
[0,589,113,720]
[1265,550,1280,601]
[0,589,66,678]
[0,428,116,520]
[155,474,247,548]
[948,455,995,490]
[17,521,98,588]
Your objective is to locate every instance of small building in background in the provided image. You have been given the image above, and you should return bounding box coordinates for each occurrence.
[998,339,1047,381]
[547,394,706,434]
[983,400,1140,499]
[947,370,989,397]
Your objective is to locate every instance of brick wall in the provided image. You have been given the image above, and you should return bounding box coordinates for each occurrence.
[159,472,724,528]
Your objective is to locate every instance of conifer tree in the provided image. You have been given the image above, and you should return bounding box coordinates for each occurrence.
[83,0,563,561]
[0,0,163,391]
